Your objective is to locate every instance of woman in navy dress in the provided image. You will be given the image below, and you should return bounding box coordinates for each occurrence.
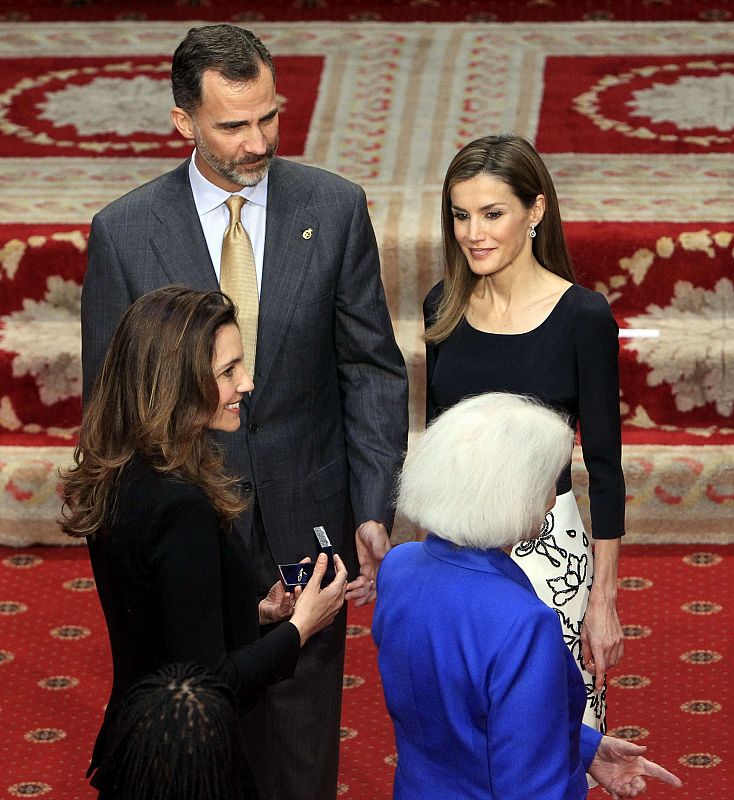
[424,134,625,731]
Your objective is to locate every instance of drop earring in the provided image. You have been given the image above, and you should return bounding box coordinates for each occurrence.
[529,223,537,239]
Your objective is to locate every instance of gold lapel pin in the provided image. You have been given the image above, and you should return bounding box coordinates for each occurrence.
[302,228,314,240]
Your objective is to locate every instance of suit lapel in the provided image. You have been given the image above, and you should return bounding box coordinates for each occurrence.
[149,160,219,291]
[253,158,318,401]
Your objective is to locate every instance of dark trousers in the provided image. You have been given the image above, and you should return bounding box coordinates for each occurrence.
[242,502,347,800]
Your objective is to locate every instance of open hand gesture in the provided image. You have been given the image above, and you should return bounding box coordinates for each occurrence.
[590,736,682,798]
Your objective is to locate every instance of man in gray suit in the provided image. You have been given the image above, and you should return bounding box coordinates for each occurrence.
[81,24,408,800]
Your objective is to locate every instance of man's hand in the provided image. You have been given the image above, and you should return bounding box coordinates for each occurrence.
[590,736,682,798]
[346,520,391,607]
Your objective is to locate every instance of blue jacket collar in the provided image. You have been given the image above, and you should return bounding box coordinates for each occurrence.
[423,534,536,594]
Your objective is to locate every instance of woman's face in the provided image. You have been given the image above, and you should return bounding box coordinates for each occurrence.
[208,323,254,432]
[450,173,543,278]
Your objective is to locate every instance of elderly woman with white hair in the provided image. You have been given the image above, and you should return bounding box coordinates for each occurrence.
[373,393,681,800]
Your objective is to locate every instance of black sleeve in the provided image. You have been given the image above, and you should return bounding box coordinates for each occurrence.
[149,493,300,702]
[423,282,443,426]
[574,292,626,540]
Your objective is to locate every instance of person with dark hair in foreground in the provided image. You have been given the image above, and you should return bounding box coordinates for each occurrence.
[62,287,347,797]
[374,393,682,800]
[92,662,255,800]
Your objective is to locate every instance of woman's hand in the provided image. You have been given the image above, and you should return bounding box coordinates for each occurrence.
[582,538,624,691]
[581,592,624,691]
[258,579,297,625]
[290,553,348,646]
[589,736,682,798]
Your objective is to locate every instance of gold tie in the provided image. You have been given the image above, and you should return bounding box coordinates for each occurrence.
[220,195,258,376]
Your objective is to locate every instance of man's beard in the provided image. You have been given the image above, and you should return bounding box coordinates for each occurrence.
[195,133,278,188]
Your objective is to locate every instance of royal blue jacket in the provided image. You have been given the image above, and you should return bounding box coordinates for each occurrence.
[373,535,602,799]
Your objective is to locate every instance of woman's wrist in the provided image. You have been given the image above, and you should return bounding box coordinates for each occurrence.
[287,617,308,647]
[590,538,620,603]
[587,586,617,608]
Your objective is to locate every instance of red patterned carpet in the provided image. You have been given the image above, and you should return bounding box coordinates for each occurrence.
[0,543,730,798]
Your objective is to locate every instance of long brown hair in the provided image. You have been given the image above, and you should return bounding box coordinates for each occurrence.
[60,286,248,537]
[426,133,576,344]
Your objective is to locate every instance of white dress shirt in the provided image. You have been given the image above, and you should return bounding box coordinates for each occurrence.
[188,152,268,296]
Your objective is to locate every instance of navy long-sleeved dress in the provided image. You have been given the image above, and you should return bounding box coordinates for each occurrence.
[423,281,625,729]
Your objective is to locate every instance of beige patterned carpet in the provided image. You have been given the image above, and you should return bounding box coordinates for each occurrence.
[0,21,732,545]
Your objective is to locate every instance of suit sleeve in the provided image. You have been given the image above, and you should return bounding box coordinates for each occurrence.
[150,493,300,702]
[574,292,626,539]
[486,605,590,799]
[81,212,133,404]
[334,186,408,531]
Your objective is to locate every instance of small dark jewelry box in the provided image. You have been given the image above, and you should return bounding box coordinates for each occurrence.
[277,562,315,589]
[278,526,334,589]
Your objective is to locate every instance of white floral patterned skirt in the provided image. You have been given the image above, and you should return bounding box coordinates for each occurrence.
[511,489,605,733]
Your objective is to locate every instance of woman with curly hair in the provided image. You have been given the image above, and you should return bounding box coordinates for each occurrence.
[61,286,347,796]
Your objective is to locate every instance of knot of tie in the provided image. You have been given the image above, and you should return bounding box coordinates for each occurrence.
[225,194,246,224]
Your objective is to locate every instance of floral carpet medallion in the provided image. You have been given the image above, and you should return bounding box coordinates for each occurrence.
[625,278,733,418]
[3,276,81,408]
[573,223,734,437]
[538,55,734,153]
[0,227,85,447]
[0,54,323,157]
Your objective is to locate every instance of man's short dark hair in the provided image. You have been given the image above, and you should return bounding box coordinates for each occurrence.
[172,24,275,114]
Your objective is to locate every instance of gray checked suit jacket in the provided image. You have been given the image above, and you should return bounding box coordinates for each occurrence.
[81,156,408,575]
